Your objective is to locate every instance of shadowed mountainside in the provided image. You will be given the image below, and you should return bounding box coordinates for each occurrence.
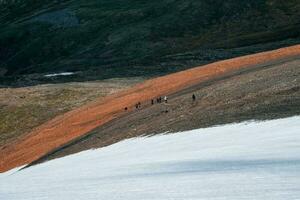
[1,0,300,86]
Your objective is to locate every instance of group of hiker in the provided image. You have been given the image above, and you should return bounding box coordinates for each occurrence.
[125,94,196,111]
[153,96,168,104]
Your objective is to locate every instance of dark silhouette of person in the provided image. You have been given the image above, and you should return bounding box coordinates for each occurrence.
[151,99,154,105]
[124,107,128,111]
[135,104,139,109]
[192,94,196,101]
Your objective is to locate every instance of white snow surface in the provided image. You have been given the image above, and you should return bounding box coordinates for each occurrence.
[1,116,300,200]
[44,72,75,77]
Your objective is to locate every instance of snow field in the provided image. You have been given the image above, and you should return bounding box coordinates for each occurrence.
[1,116,300,200]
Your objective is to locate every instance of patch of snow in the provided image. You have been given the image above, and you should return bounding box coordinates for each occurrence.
[1,116,300,200]
[44,72,75,77]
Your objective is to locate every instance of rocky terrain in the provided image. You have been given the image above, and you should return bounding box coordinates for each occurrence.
[0,78,141,147]
[28,49,300,167]
[0,44,299,172]
[1,1,300,174]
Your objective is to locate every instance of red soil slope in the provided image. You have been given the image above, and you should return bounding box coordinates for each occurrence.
[1,44,300,172]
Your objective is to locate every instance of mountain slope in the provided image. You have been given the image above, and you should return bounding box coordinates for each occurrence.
[1,44,299,172]
[1,0,300,85]
[1,116,300,199]
[29,48,300,166]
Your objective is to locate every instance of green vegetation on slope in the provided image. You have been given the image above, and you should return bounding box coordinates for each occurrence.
[0,0,300,85]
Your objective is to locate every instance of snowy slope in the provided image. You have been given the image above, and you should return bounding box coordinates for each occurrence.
[1,116,300,200]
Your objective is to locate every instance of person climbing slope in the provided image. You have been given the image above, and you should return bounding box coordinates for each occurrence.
[192,94,196,101]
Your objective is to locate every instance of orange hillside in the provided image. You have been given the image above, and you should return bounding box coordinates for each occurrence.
[1,44,300,172]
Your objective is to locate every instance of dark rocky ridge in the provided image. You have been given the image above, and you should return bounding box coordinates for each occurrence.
[1,0,300,86]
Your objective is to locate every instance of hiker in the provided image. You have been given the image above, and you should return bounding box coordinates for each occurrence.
[192,94,196,101]
[159,97,162,103]
[156,97,160,103]
[164,96,168,103]
[135,103,139,109]
[151,99,154,105]
[138,102,141,108]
